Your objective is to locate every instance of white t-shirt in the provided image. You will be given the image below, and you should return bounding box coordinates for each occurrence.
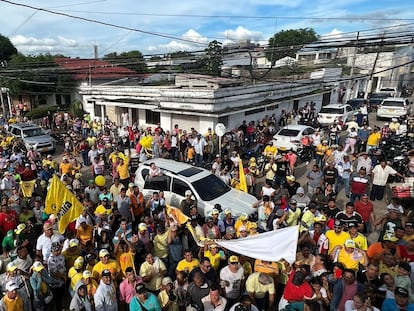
[219,265,245,299]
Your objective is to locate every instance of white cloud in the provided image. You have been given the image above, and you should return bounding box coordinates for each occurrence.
[148,29,209,53]
[58,36,78,47]
[182,29,209,45]
[11,35,56,46]
[221,26,263,43]
[320,28,345,40]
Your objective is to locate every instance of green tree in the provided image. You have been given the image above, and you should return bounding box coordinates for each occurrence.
[265,28,318,63]
[0,34,17,62]
[203,40,223,76]
[104,50,147,72]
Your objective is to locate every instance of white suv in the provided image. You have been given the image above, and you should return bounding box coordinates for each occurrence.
[376,97,411,120]
[134,159,257,217]
[317,104,354,126]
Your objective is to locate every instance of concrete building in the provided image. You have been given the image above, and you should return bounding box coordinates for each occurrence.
[79,73,332,133]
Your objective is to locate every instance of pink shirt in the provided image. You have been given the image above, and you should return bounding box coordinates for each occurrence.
[119,278,142,303]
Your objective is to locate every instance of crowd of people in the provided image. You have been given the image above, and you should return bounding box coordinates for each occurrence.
[0,109,414,311]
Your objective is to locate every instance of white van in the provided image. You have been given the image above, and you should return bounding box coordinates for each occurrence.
[134,159,257,218]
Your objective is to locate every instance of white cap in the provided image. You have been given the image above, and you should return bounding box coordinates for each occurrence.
[5,281,18,291]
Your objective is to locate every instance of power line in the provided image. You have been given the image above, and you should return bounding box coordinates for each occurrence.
[0,0,209,46]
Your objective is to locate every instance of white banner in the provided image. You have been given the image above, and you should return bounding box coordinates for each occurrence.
[217,226,299,264]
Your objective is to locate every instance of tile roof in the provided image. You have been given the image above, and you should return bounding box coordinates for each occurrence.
[55,57,138,80]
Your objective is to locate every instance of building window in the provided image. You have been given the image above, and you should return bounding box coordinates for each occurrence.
[245,107,265,116]
[146,110,160,124]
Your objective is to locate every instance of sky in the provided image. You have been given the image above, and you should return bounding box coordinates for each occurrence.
[1,0,414,58]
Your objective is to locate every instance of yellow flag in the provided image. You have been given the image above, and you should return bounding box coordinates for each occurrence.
[45,175,84,233]
[238,156,248,193]
[19,179,37,197]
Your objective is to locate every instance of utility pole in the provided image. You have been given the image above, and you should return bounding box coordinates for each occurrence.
[345,32,359,102]
[364,32,386,99]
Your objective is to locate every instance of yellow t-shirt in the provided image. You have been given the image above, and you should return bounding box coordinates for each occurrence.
[325,230,351,255]
[92,259,121,281]
[176,258,199,273]
[94,204,113,216]
[60,162,72,175]
[140,258,167,291]
[245,272,275,299]
[264,145,277,157]
[337,248,366,271]
[158,289,179,311]
[351,233,368,251]
[367,132,381,146]
[154,231,169,259]
[119,251,136,278]
[204,250,222,271]
[68,267,83,290]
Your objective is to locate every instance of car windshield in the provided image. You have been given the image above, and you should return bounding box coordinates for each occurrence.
[277,129,300,137]
[382,101,405,107]
[319,107,343,114]
[370,94,388,99]
[192,174,231,201]
[22,128,46,137]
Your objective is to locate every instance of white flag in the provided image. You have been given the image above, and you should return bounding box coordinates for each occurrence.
[217,226,299,263]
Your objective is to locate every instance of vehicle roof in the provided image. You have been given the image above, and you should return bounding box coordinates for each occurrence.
[382,97,407,101]
[140,158,211,182]
[277,124,314,131]
[8,123,41,129]
[321,103,351,108]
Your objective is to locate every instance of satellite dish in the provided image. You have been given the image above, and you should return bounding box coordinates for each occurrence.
[215,123,226,137]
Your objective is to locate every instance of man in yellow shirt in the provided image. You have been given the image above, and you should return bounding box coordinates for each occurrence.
[176,249,199,275]
[263,142,277,158]
[325,220,351,255]
[348,222,368,251]
[330,239,368,271]
[245,272,275,311]
[140,252,167,292]
[59,156,72,176]
[366,127,381,151]
[92,249,121,282]
[116,153,130,188]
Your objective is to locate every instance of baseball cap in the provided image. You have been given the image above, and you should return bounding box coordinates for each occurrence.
[211,209,219,215]
[347,222,357,228]
[239,226,248,232]
[69,239,79,248]
[360,166,366,171]
[296,187,305,194]
[82,270,92,278]
[32,261,45,272]
[239,213,248,221]
[99,249,110,257]
[406,222,414,227]
[229,255,239,263]
[6,262,17,272]
[74,256,84,269]
[101,269,111,277]
[15,223,26,235]
[5,281,18,292]
[361,193,369,197]
[334,219,342,227]
[209,244,219,249]
[225,208,232,215]
[248,222,257,230]
[161,277,173,286]
[49,214,57,221]
[138,223,147,231]
[128,183,136,188]
[383,234,399,242]
[395,287,409,297]
[135,284,147,294]
[185,190,192,196]
[344,239,356,248]
[78,216,87,224]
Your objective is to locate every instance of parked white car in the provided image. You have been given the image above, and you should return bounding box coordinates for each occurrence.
[134,159,257,218]
[317,104,354,126]
[271,125,317,152]
[376,97,411,120]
